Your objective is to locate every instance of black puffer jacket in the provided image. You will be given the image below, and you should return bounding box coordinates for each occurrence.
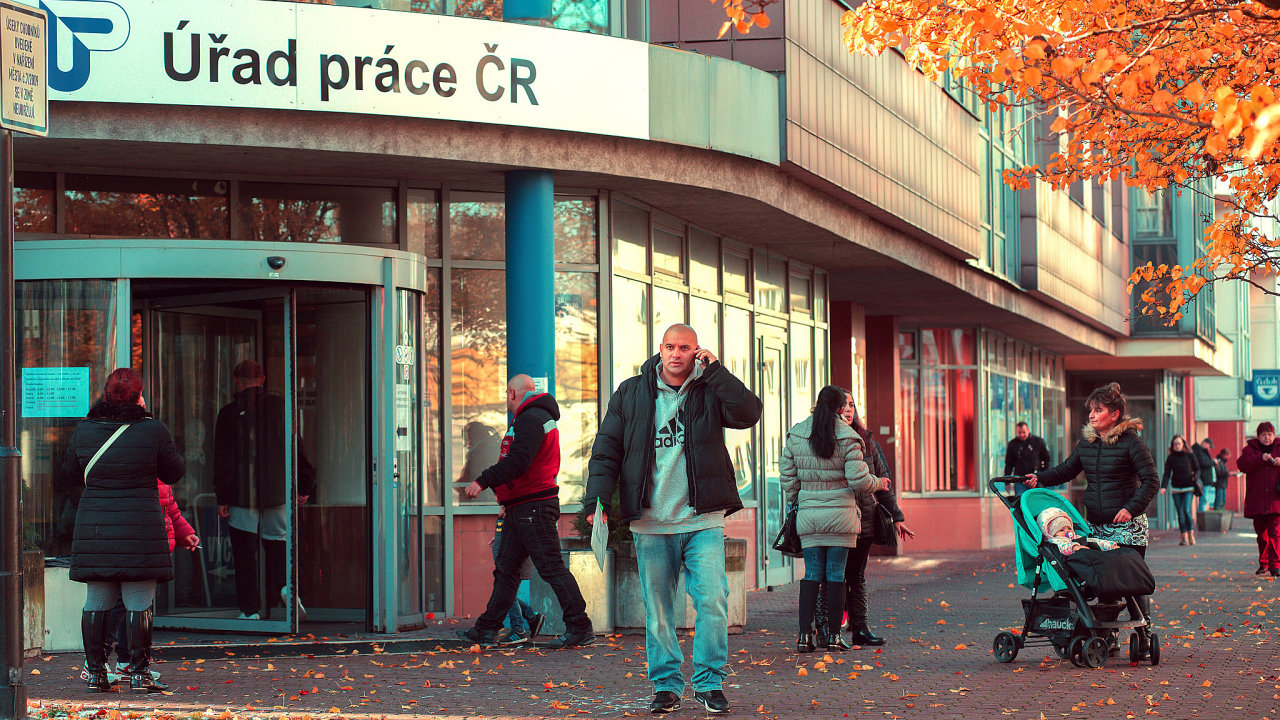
[584,354,762,523]
[213,387,316,508]
[856,437,905,538]
[1035,417,1160,526]
[65,401,185,582]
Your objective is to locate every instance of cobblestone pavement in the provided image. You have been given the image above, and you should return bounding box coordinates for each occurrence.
[27,527,1280,719]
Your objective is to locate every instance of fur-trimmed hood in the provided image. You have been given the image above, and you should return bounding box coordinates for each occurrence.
[1082,416,1143,445]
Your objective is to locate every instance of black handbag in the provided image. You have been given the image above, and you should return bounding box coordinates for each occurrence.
[772,500,802,557]
[872,501,896,546]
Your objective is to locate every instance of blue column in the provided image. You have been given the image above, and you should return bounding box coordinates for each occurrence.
[505,169,556,395]
[505,0,553,26]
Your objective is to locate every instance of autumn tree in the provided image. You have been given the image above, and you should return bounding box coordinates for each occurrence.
[716,0,1280,323]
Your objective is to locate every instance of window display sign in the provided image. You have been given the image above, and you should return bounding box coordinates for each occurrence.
[21,366,89,417]
[38,0,649,139]
[0,0,46,136]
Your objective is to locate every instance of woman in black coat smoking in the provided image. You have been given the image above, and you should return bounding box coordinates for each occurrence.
[65,368,184,694]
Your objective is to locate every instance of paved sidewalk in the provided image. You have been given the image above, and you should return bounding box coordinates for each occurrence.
[26,528,1280,719]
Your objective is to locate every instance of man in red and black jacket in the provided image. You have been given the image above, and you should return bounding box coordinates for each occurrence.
[456,374,594,650]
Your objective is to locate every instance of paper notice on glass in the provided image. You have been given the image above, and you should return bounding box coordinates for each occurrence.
[591,499,607,571]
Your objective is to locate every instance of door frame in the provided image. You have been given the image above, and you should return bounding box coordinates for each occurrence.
[757,324,793,589]
[143,287,300,635]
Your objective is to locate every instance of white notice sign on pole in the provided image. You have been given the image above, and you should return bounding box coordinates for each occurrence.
[0,0,46,137]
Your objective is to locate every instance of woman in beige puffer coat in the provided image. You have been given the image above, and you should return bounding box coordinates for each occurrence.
[781,385,886,653]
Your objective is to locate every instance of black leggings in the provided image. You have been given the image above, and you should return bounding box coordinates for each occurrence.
[843,536,874,631]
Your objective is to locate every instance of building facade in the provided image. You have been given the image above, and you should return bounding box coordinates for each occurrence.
[17,0,1243,638]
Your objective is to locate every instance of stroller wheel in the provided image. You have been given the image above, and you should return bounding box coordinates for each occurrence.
[993,632,1018,663]
[1052,641,1070,660]
[1068,635,1088,667]
[1148,632,1161,666]
[1082,637,1108,668]
[1128,633,1140,665]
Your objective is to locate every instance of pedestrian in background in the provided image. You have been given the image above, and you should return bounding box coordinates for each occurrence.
[457,374,593,650]
[1213,449,1231,511]
[842,392,913,647]
[1193,438,1216,512]
[1236,422,1280,577]
[584,323,761,715]
[489,509,544,646]
[1004,422,1050,496]
[1161,434,1200,545]
[67,368,185,694]
[781,385,885,654]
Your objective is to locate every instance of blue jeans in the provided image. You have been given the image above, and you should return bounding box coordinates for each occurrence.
[802,546,849,583]
[633,528,729,694]
[1172,491,1194,532]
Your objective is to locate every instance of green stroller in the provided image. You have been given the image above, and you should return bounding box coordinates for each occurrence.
[989,478,1159,668]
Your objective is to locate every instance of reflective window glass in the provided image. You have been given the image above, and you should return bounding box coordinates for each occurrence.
[789,273,811,313]
[408,189,441,257]
[240,182,394,243]
[689,228,720,294]
[449,191,504,260]
[652,287,686,350]
[451,269,507,505]
[67,175,229,239]
[723,305,754,498]
[898,367,920,492]
[556,196,598,264]
[455,0,501,19]
[555,271,599,504]
[754,252,786,312]
[921,368,976,491]
[611,275,649,387]
[690,298,720,356]
[612,201,648,274]
[15,171,53,233]
[791,324,812,422]
[724,251,749,296]
[553,0,608,33]
[653,226,684,278]
[424,269,444,507]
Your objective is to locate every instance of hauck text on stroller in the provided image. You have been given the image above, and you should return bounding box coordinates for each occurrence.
[988,477,1159,668]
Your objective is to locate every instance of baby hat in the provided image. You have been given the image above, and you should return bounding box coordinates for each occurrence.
[1037,507,1073,538]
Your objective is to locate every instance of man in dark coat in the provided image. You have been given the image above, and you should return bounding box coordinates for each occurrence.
[1003,422,1050,496]
[455,374,593,650]
[1237,422,1280,577]
[583,324,761,715]
[213,360,315,621]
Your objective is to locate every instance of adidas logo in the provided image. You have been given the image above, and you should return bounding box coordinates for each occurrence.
[655,417,684,448]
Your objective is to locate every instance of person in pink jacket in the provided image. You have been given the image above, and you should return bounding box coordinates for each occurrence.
[159,479,199,552]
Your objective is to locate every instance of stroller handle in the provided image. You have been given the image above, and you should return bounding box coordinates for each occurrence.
[988,476,1032,509]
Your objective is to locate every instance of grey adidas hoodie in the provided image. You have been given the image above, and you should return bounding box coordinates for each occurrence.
[629,361,726,535]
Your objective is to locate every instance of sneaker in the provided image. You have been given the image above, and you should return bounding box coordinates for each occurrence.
[649,691,681,714]
[496,628,530,646]
[527,612,545,641]
[237,612,260,621]
[1271,568,1280,578]
[282,587,307,621]
[543,629,596,649]
[693,689,730,714]
[456,627,498,646]
[1258,565,1268,575]
[81,662,125,685]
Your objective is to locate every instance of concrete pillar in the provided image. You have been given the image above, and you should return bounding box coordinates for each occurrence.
[505,169,556,394]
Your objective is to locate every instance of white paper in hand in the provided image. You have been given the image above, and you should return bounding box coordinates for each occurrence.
[591,499,607,571]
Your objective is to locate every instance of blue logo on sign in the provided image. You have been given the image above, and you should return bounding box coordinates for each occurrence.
[1253,370,1280,406]
[41,0,130,92]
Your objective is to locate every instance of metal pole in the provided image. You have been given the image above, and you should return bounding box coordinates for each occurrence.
[0,127,26,720]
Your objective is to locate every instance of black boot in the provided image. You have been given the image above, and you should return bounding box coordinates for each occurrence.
[823,583,851,651]
[81,611,112,693]
[850,629,886,646]
[125,610,167,693]
[798,580,820,652]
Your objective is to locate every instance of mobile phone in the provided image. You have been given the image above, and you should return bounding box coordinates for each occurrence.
[697,347,709,367]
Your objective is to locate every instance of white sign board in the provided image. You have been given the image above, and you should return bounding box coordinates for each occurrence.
[42,0,649,139]
[21,366,89,417]
[0,0,45,136]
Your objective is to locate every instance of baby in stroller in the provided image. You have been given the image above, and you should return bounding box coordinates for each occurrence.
[1038,507,1118,556]
[989,479,1158,669]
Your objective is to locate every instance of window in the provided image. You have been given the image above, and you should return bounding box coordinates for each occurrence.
[723,305,754,497]
[652,226,684,278]
[556,196,598,264]
[689,228,720,294]
[240,182,394,244]
[651,287,686,349]
[555,271,599,504]
[552,0,609,34]
[1130,242,1178,334]
[724,251,750,297]
[67,175,229,239]
[450,269,507,505]
[449,191,504,260]
[789,273,812,314]
[15,171,53,233]
[407,189,441,257]
[611,275,649,386]
[612,201,648,274]
[921,367,977,491]
[754,252,786,312]
[1132,188,1173,239]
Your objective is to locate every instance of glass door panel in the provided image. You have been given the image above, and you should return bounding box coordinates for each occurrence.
[148,290,297,634]
[758,333,792,588]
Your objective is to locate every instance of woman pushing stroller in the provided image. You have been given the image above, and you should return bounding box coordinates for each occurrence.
[1023,382,1161,623]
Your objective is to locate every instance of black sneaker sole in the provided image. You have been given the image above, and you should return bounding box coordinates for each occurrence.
[651,701,680,714]
[694,696,730,714]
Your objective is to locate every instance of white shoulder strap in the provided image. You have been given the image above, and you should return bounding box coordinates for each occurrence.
[84,423,132,479]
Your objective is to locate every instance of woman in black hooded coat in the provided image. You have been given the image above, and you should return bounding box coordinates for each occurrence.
[64,368,184,694]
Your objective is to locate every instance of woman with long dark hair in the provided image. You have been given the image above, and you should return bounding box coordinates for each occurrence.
[781,385,887,652]
[65,368,185,693]
[840,391,914,646]
[1025,382,1160,633]
[1160,434,1200,545]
